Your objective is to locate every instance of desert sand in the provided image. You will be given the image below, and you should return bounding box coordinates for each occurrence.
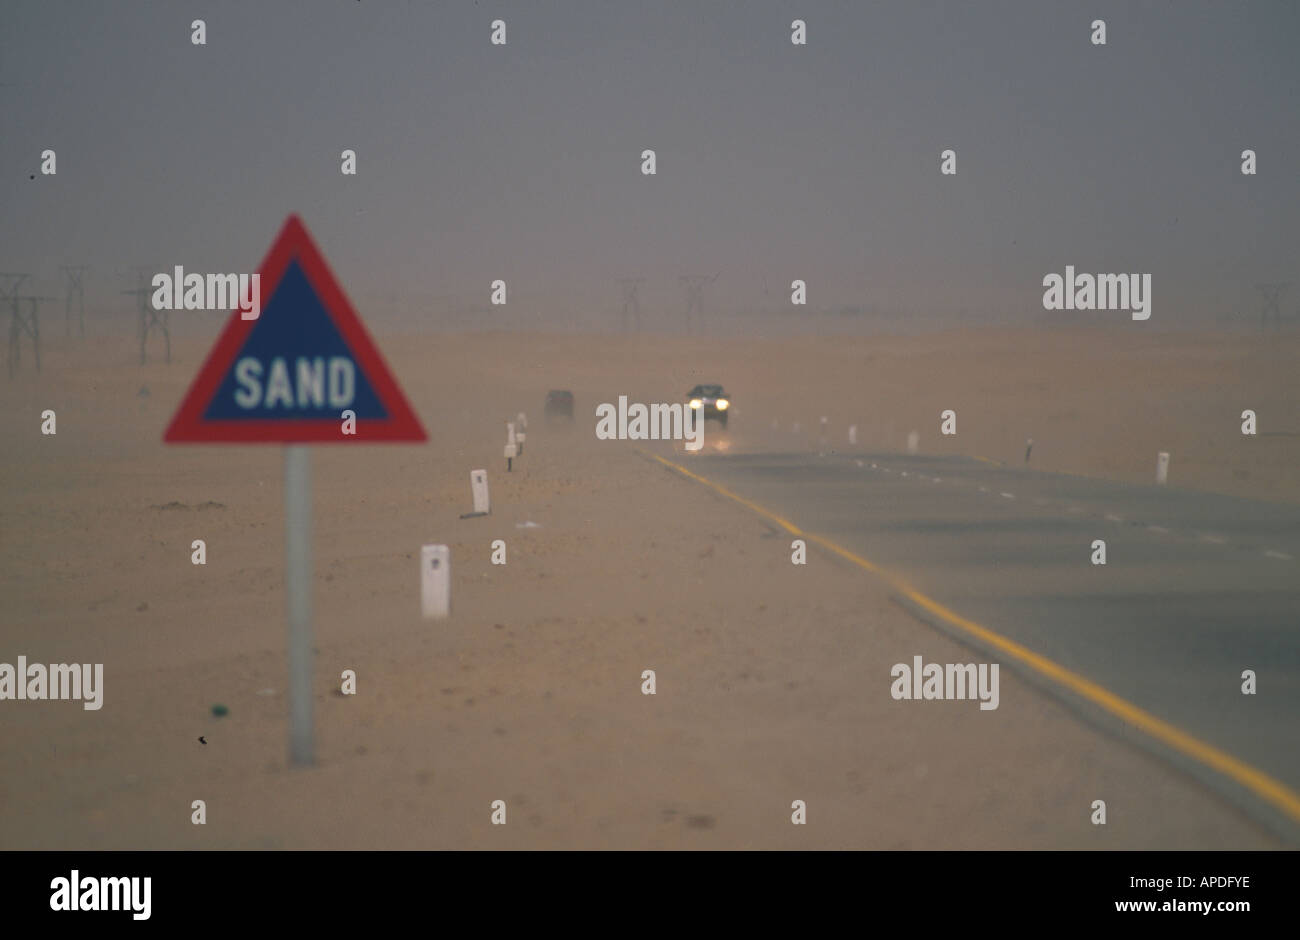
[1,323,1295,848]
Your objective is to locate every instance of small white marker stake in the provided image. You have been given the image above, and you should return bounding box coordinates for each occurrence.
[421,544,450,619]
[907,430,919,454]
[505,422,518,470]
[460,469,490,519]
[848,425,857,445]
[471,469,490,514]
[1156,451,1170,485]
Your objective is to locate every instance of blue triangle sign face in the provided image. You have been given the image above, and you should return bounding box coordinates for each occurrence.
[202,260,388,421]
[165,215,427,443]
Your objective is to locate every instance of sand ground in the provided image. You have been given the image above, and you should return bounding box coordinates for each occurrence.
[1,325,1294,848]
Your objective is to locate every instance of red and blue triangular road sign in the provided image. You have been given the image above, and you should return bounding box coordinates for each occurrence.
[164,215,426,443]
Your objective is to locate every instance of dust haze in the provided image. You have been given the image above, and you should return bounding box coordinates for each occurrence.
[2,1,1298,852]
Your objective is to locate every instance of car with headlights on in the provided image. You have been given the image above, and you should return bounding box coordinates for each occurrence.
[687,384,730,428]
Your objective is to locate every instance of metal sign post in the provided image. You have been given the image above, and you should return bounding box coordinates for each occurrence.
[285,445,313,766]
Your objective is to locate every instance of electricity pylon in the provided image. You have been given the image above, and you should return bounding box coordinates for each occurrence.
[123,268,169,364]
[61,264,89,338]
[679,273,718,334]
[1256,283,1289,331]
[617,277,644,332]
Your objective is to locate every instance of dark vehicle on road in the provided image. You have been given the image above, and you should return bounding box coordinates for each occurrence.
[545,389,575,423]
[687,384,730,428]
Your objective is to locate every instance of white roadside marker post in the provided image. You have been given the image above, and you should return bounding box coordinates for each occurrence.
[516,412,527,455]
[505,421,518,471]
[1156,451,1170,485]
[907,430,919,454]
[471,469,490,514]
[848,424,857,446]
[459,469,490,519]
[421,544,450,619]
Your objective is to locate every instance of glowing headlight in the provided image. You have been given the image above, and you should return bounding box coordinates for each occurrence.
[715,399,729,410]
[689,399,702,409]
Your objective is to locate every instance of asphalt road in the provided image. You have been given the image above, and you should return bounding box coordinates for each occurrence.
[680,448,1300,837]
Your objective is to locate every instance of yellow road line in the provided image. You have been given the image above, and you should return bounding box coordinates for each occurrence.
[649,453,804,537]
[647,450,1300,825]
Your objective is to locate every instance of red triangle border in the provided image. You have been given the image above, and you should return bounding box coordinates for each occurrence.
[163,215,427,444]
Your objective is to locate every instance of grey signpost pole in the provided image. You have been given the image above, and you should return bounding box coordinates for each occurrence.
[285,445,314,765]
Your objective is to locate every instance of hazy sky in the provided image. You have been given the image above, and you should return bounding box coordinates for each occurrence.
[4,0,1298,328]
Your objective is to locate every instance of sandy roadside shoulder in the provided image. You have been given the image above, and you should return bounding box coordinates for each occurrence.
[0,405,1278,848]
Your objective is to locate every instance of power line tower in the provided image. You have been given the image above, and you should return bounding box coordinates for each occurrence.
[679,273,718,334]
[60,264,89,338]
[2,273,30,376]
[617,277,644,332]
[123,267,169,364]
[5,275,55,377]
[1,273,28,310]
[1256,283,1288,332]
